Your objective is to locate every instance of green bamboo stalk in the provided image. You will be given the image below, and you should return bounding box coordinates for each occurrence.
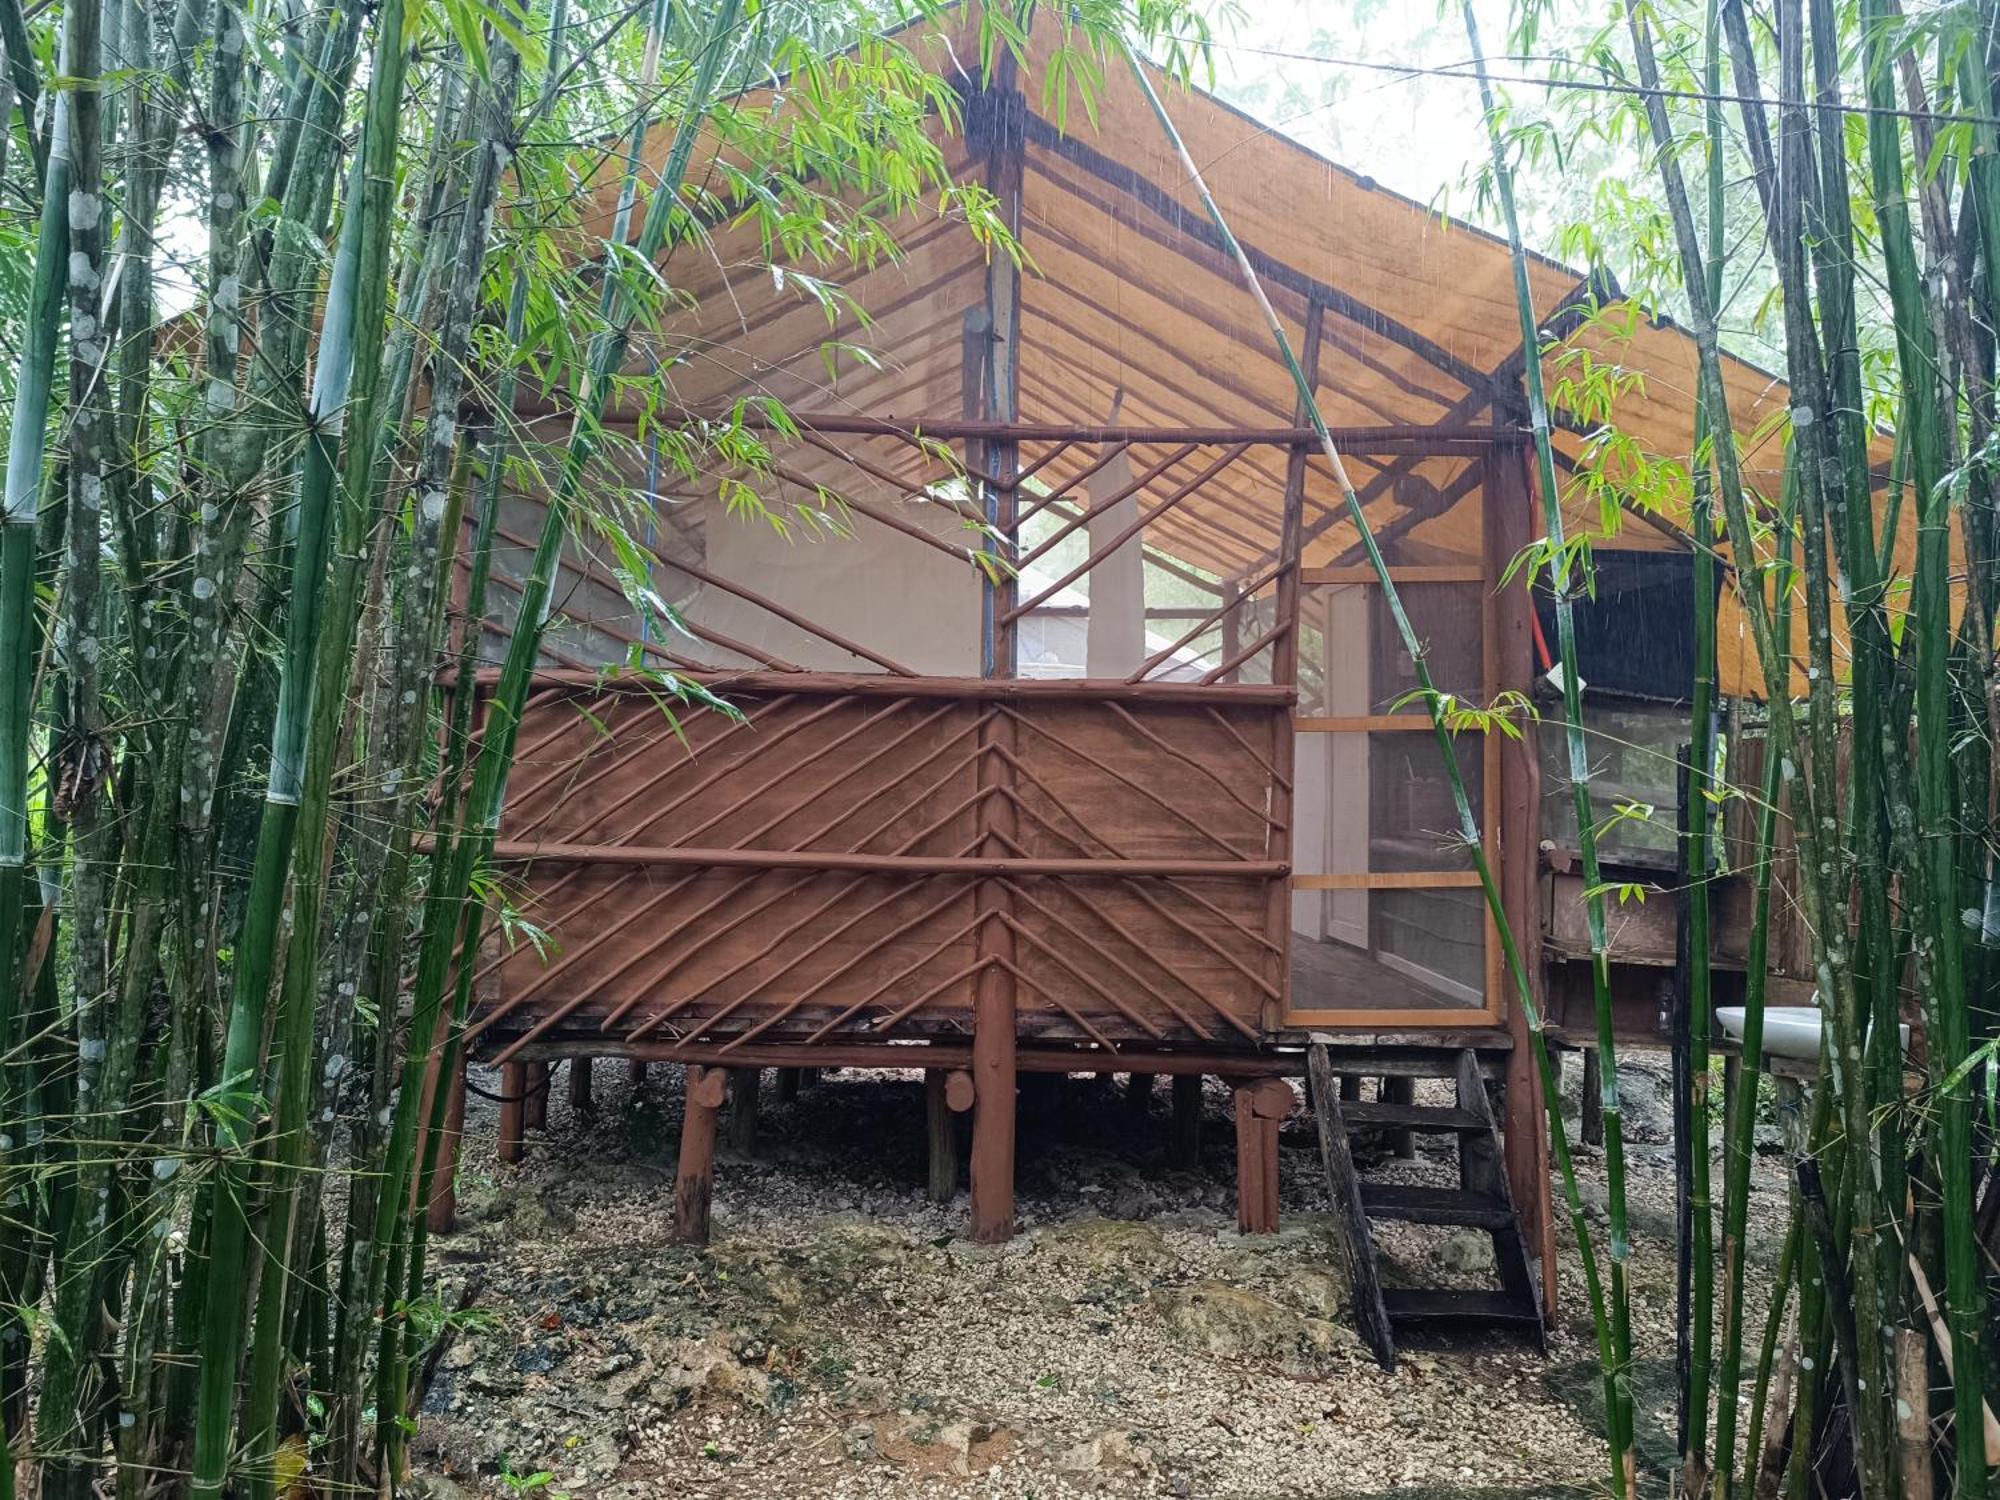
[239,41,475,1490]
[1625,19,1902,1493]
[0,16,72,1481]
[1682,8,1727,1490]
[188,5,413,1483]
[1119,34,1630,1497]
[32,0,120,1478]
[1860,7,1987,1495]
[1719,471,1798,1500]
[1460,11,1636,1488]
[370,2,743,1477]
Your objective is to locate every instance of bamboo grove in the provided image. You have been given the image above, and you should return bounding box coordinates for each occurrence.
[0,0,1208,1492]
[1469,1,2000,1496]
[0,0,1996,1492]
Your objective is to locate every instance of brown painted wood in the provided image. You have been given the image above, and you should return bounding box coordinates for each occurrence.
[1306,1044,1395,1371]
[425,1059,467,1234]
[486,838,1285,879]
[925,1070,958,1203]
[568,1057,594,1112]
[497,1061,527,1164]
[945,1070,976,1111]
[468,668,1297,707]
[1487,445,1558,1318]
[673,1065,725,1244]
[1232,1079,1289,1233]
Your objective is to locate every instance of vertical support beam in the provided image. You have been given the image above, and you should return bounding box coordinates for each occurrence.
[925,1070,958,1203]
[523,1060,549,1132]
[628,1058,647,1090]
[1381,1075,1417,1159]
[1487,441,1557,1317]
[673,1065,727,1245]
[1171,1073,1203,1168]
[1232,1077,1293,1233]
[1584,1046,1606,1148]
[775,1067,801,1105]
[425,1058,467,1234]
[725,1067,761,1158]
[968,51,1024,1245]
[1262,302,1324,1033]
[568,1056,594,1112]
[1124,1072,1156,1123]
[497,1061,526,1164]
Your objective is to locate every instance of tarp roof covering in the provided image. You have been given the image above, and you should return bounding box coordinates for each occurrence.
[571,8,1924,700]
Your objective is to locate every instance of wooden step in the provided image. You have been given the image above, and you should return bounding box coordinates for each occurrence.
[1381,1288,1544,1326]
[1292,1041,1507,1080]
[1341,1101,1485,1133]
[1359,1182,1514,1230]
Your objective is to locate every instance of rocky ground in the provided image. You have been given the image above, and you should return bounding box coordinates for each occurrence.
[411,1054,1790,1500]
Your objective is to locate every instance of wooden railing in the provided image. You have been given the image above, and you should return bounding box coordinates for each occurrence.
[466,672,1292,1062]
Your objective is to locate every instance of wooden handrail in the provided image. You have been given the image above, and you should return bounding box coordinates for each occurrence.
[458,667,1297,705]
[482,838,1285,878]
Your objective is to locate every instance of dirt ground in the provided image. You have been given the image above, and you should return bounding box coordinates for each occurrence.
[411,1056,1788,1500]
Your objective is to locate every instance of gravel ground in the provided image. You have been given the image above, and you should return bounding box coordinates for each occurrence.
[411,1056,1789,1500]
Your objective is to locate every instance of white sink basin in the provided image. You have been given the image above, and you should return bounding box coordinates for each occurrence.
[1715,1004,1909,1061]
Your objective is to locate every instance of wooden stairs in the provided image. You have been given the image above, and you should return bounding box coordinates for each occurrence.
[1304,1043,1546,1372]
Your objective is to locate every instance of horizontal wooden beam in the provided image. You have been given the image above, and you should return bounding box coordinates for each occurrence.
[1293,714,1453,734]
[498,397,1518,453]
[464,667,1298,707]
[481,1034,1513,1070]
[485,838,1286,880]
[1293,870,1484,890]
[1302,565,1486,586]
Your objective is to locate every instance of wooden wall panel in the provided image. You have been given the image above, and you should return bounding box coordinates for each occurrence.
[472,679,1287,1058]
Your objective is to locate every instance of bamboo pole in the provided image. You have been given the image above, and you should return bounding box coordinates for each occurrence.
[1120,38,1627,1495]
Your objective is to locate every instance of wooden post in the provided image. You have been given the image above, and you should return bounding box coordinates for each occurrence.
[1339,1074,1361,1102]
[725,1067,761,1158]
[1232,1078,1293,1234]
[1582,1046,1606,1148]
[497,1061,527,1164]
[775,1067,801,1104]
[523,1060,550,1132]
[568,1056,593,1113]
[925,1070,958,1203]
[800,1067,820,1089]
[1381,1075,1417,1159]
[425,1058,467,1233]
[1489,442,1557,1318]
[1260,302,1325,1034]
[968,54,1023,1247]
[1171,1073,1203,1168]
[1124,1072,1156,1122]
[673,1065,728,1245]
[628,1058,647,1089]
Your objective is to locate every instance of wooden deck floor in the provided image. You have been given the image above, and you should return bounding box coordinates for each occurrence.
[1288,933,1482,1014]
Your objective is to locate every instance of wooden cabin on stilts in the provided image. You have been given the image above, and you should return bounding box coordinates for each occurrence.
[419,9,1821,1355]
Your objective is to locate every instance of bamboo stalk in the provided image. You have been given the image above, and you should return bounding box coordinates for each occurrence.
[1121,37,1628,1496]
[1461,13,1635,1488]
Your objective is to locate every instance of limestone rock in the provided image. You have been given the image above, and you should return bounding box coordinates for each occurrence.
[1151,1280,1356,1364]
[1438,1228,1497,1277]
[1058,1427,1157,1475]
[1037,1216,1176,1280]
